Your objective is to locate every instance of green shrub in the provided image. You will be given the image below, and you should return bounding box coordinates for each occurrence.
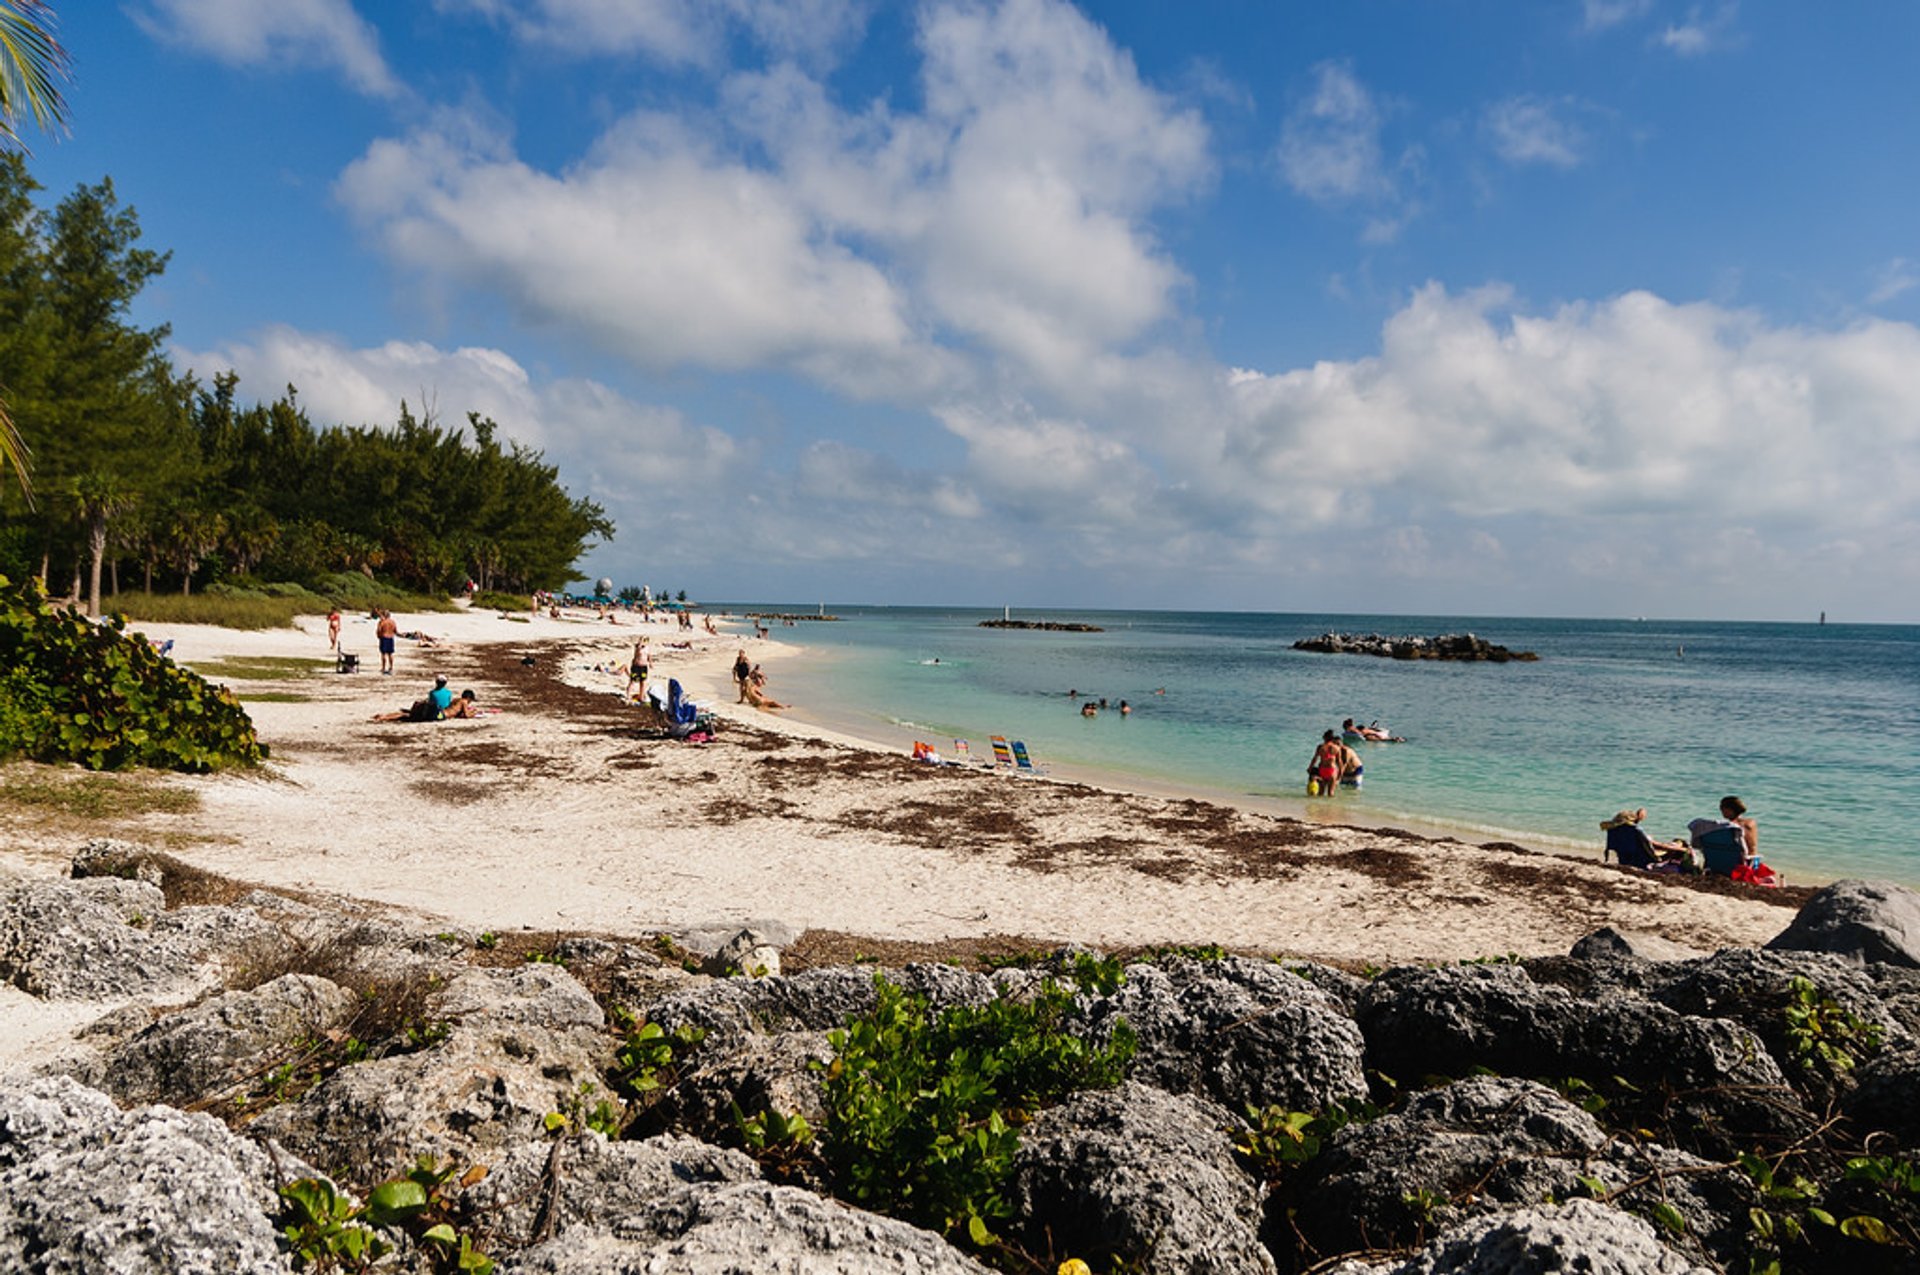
[472,590,530,612]
[818,970,1134,1251]
[114,590,314,630]
[0,573,268,771]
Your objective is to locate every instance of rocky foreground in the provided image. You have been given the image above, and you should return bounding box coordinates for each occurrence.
[5,843,1920,1273]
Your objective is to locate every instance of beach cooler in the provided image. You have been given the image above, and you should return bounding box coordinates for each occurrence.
[336,651,359,673]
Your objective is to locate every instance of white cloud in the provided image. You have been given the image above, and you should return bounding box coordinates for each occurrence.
[1868,258,1919,306]
[171,326,740,482]
[1275,61,1389,203]
[1484,96,1587,168]
[1203,286,1920,546]
[435,0,871,69]
[339,0,1209,401]
[1659,3,1739,56]
[1581,0,1653,31]
[131,0,398,97]
[336,111,943,396]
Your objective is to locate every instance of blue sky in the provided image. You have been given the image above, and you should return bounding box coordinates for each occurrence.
[21,1,1920,620]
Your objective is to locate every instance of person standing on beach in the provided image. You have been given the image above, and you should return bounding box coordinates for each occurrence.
[376,610,399,675]
[327,606,341,651]
[626,638,651,702]
[733,648,752,702]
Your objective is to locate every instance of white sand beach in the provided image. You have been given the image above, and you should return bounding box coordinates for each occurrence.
[0,602,1810,972]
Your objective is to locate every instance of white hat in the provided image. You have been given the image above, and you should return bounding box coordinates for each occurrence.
[435,674,448,685]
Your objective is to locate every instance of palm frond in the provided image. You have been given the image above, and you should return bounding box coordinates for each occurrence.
[0,0,72,148]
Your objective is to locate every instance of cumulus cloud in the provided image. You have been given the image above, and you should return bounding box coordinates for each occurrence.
[1484,96,1587,168]
[131,0,398,97]
[1204,286,1920,547]
[170,325,740,480]
[435,0,871,69]
[338,0,1209,400]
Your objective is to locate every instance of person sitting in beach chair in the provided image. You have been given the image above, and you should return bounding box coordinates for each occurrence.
[1689,796,1779,884]
[1601,809,1691,872]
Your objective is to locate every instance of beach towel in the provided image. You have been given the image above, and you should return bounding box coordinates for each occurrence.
[1729,862,1783,888]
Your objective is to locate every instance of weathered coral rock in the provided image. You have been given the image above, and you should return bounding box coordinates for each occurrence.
[248,966,613,1179]
[458,1131,760,1247]
[1322,1199,1712,1274]
[1090,956,1369,1112]
[1291,1077,1747,1263]
[0,1075,289,1275]
[1569,926,1707,963]
[87,972,359,1107]
[1768,879,1920,967]
[0,874,202,1000]
[1009,1080,1276,1274]
[503,1181,994,1274]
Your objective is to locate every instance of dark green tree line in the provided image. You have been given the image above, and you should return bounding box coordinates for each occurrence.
[0,153,613,605]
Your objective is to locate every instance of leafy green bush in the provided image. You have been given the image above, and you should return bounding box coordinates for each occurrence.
[0,573,268,771]
[818,968,1135,1251]
[472,590,530,612]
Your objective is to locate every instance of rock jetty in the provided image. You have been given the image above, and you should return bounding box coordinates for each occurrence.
[1294,631,1539,661]
[4,842,1918,1273]
[978,619,1104,632]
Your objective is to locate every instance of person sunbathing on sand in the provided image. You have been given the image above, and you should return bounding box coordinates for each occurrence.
[745,664,787,710]
[372,675,456,723]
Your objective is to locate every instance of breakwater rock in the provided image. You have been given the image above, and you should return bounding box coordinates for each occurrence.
[4,843,1918,1273]
[978,619,1105,632]
[1294,631,1539,662]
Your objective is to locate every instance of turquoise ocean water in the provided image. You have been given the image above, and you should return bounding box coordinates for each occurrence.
[733,607,1920,886]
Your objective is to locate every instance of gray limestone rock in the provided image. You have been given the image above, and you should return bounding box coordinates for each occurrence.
[70,837,169,887]
[437,963,605,1033]
[0,1074,290,1274]
[0,874,202,1000]
[707,927,784,979]
[651,1029,832,1163]
[1323,1199,1713,1275]
[1356,964,1802,1155]
[1090,956,1370,1113]
[1768,879,1920,968]
[502,1181,993,1274]
[1844,1046,1920,1149]
[89,973,359,1107]
[1009,1080,1276,1275]
[1291,1076,1747,1264]
[1570,927,1708,963]
[458,1131,760,1247]
[250,1018,612,1180]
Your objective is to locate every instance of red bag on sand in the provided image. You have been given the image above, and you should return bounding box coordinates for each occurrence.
[1730,863,1782,888]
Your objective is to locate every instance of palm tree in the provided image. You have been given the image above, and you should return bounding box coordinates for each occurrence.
[73,469,129,617]
[0,1,70,505]
[0,1,67,149]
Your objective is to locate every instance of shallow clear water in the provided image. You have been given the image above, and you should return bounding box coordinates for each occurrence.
[739,607,1920,885]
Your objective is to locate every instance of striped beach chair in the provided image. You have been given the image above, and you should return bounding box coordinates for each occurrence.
[989,736,1016,768]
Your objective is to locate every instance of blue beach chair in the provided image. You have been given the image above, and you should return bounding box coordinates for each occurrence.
[1010,740,1045,775]
[1693,825,1748,877]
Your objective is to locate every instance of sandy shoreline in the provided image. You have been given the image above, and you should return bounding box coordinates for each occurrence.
[0,604,1810,967]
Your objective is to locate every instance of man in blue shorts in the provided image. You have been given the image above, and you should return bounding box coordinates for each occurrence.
[376,609,398,675]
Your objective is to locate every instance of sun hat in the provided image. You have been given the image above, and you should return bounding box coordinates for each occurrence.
[435,674,448,685]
